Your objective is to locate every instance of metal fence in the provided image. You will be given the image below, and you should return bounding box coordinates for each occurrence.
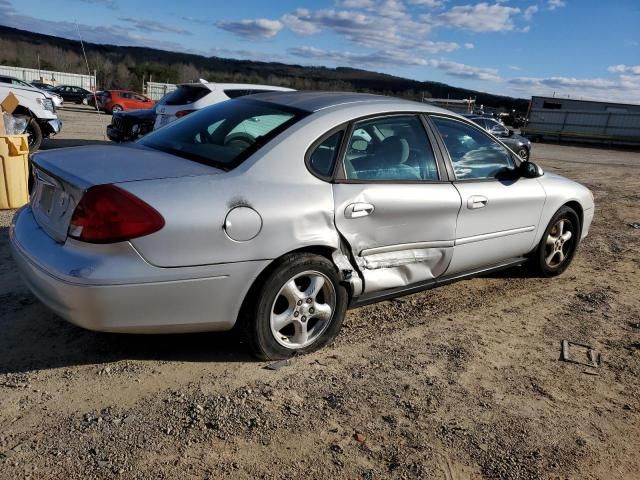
[0,65,96,89]
[522,109,640,146]
[145,82,177,101]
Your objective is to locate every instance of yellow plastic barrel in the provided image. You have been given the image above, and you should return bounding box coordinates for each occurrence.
[0,134,29,210]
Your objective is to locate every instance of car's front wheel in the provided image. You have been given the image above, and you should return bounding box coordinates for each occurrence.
[111,105,123,113]
[531,206,581,276]
[244,253,348,360]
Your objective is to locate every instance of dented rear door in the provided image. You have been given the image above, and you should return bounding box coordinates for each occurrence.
[332,114,461,294]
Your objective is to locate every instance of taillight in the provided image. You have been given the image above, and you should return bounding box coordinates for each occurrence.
[175,109,196,118]
[68,185,164,244]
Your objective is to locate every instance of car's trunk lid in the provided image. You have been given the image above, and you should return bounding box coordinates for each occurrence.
[30,144,223,243]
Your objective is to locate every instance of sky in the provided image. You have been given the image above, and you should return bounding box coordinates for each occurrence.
[1,0,639,103]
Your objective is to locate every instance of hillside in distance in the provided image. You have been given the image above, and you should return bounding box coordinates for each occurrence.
[0,25,529,111]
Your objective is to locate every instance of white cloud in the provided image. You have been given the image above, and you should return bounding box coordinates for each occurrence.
[608,64,640,75]
[464,42,475,49]
[118,17,191,35]
[288,46,429,67]
[335,0,375,7]
[523,5,538,21]
[428,59,501,81]
[547,0,566,10]
[508,65,522,71]
[407,0,445,7]
[507,73,640,103]
[432,2,521,33]
[215,18,283,39]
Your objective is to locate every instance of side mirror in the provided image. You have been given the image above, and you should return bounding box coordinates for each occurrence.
[520,161,543,178]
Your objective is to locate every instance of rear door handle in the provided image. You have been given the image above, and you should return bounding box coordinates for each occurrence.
[467,195,488,209]
[345,202,375,219]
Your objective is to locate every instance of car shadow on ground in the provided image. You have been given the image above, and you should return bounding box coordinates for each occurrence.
[0,225,254,375]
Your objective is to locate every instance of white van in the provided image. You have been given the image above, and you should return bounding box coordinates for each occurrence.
[0,82,61,151]
[153,82,293,130]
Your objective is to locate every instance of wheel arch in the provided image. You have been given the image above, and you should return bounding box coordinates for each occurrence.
[563,200,583,229]
[234,244,353,332]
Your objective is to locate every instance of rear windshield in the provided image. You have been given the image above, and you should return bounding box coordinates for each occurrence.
[159,85,210,106]
[139,99,308,170]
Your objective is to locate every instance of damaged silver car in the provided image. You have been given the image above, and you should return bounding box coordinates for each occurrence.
[11,92,594,359]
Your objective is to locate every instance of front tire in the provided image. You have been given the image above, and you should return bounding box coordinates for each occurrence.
[18,116,43,152]
[244,253,348,360]
[111,105,123,113]
[531,206,580,277]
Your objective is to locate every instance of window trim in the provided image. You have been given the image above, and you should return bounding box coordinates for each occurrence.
[333,112,449,185]
[428,114,521,183]
[304,124,348,182]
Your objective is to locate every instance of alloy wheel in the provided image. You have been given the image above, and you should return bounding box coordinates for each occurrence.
[270,270,336,349]
[544,218,574,268]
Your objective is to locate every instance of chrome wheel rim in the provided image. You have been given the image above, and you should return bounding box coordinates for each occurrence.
[270,270,336,349]
[544,219,574,268]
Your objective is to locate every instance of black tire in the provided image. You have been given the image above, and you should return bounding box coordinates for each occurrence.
[243,253,348,360]
[111,105,123,113]
[531,206,581,277]
[19,117,43,152]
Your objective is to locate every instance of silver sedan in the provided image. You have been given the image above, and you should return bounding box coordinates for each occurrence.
[11,92,594,359]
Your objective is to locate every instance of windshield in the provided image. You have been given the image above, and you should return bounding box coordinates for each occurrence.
[139,99,308,170]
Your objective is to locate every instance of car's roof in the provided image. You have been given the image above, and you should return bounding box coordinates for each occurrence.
[246,91,451,114]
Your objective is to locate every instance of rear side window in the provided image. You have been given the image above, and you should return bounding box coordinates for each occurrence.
[344,115,439,181]
[308,130,344,179]
[139,99,306,170]
[161,86,210,105]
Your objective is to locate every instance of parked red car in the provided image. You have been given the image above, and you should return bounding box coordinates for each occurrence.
[101,90,155,113]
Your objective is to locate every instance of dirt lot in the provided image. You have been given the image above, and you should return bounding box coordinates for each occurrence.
[1,107,639,479]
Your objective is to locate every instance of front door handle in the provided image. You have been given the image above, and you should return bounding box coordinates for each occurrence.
[345,202,375,219]
[467,195,488,209]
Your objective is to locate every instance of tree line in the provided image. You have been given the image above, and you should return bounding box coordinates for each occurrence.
[0,25,529,111]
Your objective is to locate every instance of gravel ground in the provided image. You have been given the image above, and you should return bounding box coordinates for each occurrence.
[0,107,639,479]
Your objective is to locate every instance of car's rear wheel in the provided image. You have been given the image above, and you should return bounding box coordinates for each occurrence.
[111,105,123,113]
[531,206,580,276]
[244,253,348,360]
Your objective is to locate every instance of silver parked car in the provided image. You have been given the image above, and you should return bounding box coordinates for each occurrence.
[11,92,594,359]
[466,115,532,160]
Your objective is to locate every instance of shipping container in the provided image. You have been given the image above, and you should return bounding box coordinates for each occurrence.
[522,96,640,147]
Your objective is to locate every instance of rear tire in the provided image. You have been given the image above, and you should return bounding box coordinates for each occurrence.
[244,253,348,360]
[111,105,123,113]
[531,206,581,277]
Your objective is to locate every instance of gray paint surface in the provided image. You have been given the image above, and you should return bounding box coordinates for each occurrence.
[12,92,595,333]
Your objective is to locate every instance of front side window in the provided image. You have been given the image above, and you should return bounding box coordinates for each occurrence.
[344,115,438,181]
[308,130,344,178]
[431,116,515,180]
[139,99,306,170]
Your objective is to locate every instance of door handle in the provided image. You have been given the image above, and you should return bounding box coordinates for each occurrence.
[467,195,488,209]
[345,202,375,219]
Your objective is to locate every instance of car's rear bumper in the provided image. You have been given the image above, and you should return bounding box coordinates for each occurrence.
[10,207,269,333]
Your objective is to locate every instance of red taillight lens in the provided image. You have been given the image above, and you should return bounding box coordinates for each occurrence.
[69,185,164,244]
[175,109,196,118]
